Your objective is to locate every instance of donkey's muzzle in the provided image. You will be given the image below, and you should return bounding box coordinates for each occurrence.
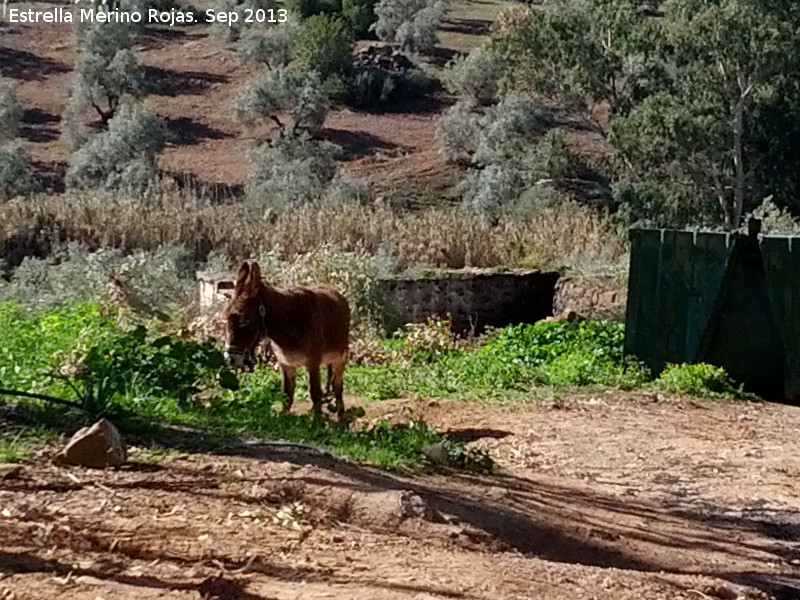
[224,347,249,369]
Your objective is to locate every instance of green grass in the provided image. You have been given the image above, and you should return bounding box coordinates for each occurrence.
[654,362,749,399]
[343,321,652,401]
[0,301,491,471]
[0,427,58,463]
[0,432,31,463]
[0,301,115,394]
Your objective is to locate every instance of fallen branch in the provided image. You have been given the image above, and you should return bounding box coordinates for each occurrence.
[0,388,83,410]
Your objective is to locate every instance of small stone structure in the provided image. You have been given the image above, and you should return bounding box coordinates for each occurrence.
[197,270,236,310]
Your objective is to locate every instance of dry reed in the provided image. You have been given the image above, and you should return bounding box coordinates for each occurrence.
[0,190,627,273]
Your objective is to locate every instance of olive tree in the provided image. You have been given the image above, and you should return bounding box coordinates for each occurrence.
[245,131,338,210]
[232,67,330,134]
[372,0,447,53]
[0,78,34,200]
[66,100,166,193]
[69,21,143,126]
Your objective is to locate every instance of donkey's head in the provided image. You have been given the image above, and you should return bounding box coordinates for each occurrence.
[223,260,267,368]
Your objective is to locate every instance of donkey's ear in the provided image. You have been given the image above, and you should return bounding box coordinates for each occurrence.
[234,261,250,293]
[246,261,262,290]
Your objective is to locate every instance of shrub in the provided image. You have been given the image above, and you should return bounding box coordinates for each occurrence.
[66,100,166,193]
[232,67,330,134]
[462,162,531,224]
[441,45,504,105]
[322,171,373,206]
[0,243,196,313]
[0,78,35,200]
[235,15,302,69]
[504,185,568,222]
[346,65,435,109]
[342,0,378,37]
[372,0,446,53]
[655,363,746,399]
[0,77,23,142]
[245,131,338,211]
[66,325,238,416]
[69,21,143,125]
[401,316,458,355]
[472,95,553,166]
[0,142,34,201]
[294,15,355,96]
[347,66,395,107]
[437,100,479,162]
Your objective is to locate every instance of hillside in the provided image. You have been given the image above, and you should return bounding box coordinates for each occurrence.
[1,0,512,201]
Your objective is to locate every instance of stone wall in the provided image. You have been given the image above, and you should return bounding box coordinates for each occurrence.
[195,270,627,336]
[552,275,627,320]
[378,270,560,335]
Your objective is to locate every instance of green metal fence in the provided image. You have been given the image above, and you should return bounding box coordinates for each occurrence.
[624,221,799,399]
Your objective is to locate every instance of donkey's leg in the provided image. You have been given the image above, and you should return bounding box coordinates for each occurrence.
[331,359,346,418]
[325,364,334,397]
[281,365,297,413]
[308,365,323,417]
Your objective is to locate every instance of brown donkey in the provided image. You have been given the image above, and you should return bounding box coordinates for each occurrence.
[223,260,351,417]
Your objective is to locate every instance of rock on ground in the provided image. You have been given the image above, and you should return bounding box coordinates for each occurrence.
[53,419,127,468]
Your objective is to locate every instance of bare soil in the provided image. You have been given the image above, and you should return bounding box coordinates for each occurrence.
[2,392,800,600]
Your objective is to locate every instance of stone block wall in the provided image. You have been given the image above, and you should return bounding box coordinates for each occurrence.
[552,276,628,320]
[378,270,560,335]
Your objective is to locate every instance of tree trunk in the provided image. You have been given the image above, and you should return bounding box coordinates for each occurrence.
[715,182,732,230]
[731,97,746,229]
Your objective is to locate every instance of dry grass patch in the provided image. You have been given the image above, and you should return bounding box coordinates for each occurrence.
[0,191,626,274]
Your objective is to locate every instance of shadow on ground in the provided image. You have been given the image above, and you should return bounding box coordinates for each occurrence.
[165,116,229,147]
[2,402,797,599]
[143,65,228,97]
[321,128,404,161]
[20,108,60,143]
[0,46,69,81]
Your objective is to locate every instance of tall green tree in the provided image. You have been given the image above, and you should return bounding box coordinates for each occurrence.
[496,0,664,135]
[614,0,800,229]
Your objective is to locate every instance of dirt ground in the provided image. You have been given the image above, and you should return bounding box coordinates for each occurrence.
[2,392,800,600]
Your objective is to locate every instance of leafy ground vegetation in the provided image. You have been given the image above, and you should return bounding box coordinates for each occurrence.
[0,297,747,468]
[0,300,489,470]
